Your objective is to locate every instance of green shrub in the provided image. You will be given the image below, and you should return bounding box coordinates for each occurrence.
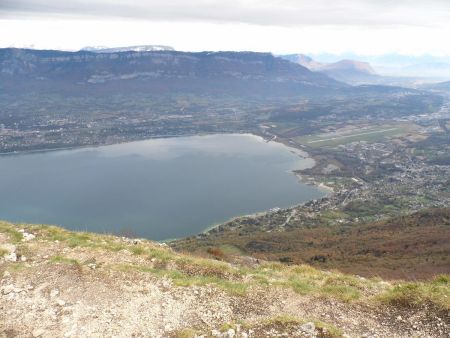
[378,275,450,310]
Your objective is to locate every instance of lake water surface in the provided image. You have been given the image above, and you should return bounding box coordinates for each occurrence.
[0,134,325,240]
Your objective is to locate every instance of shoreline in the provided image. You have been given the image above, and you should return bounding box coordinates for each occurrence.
[1,131,333,243]
[185,132,334,241]
[0,131,245,156]
[188,181,332,243]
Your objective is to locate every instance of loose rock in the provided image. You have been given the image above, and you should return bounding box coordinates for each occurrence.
[23,232,36,241]
[4,252,17,262]
[32,328,46,337]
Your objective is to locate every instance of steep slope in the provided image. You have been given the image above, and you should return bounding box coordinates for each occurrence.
[81,45,175,52]
[427,80,450,91]
[319,59,376,74]
[0,48,440,118]
[281,54,380,84]
[318,59,379,84]
[280,54,325,71]
[0,221,448,337]
[0,48,343,97]
[172,208,450,280]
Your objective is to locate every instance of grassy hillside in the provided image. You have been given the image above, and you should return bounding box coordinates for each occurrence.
[0,220,449,337]
[172,208,450,280]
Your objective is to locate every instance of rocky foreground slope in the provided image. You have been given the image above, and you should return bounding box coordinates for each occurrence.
[0,221,449,337]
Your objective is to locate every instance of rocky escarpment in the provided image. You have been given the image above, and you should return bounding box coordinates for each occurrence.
[0,48,343,97]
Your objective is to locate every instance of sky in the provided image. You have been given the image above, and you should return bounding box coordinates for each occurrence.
[1,0,450,56]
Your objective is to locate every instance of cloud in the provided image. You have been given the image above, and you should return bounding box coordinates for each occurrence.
[1,0,450,28]
[2,1,450,56]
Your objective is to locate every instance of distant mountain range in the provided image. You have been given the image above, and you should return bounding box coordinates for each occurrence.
[80,45,175,53]
[281,53,450,86]
[281,54,379,85]
[0,48,441,123]
[305,53,450,80]
[0,48,344,98]
[281,54,323,70]
[426,80,450,91]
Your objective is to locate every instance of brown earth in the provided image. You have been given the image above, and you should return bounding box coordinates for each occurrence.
[172,208,450,280]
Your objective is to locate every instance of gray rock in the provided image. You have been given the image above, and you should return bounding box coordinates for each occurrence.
[4,252,17,262]
[299,322,316,334]
[1,244,17,261]
[32,328,46,337]
[1,284,15,295]
[22,232,36,241]
[211,329,222,337]
[226,328,235,338]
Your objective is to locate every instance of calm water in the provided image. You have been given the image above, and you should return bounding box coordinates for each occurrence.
[0,134,325,240]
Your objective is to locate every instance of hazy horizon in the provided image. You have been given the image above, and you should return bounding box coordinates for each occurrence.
[1,0,450,57]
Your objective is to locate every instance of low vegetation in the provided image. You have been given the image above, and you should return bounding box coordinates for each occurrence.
[1,220,449,311]
[0,222,23,243]
[172,208,450,280]
[1,220,449,337]
[378,275,450,312]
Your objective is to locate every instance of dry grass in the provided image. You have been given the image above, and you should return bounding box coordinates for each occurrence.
[0,222,23,243]
[172,208,450,280]
[1,219,449,312]
[378,275,450,311]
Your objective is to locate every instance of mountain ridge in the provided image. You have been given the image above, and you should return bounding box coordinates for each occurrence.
[80,45,175,53]
[280,53,379,84]
[0,48,345,98]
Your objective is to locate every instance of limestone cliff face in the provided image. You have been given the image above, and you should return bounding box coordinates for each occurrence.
[0,48,343,97]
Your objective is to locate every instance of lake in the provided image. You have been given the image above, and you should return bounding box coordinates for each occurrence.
[0,134,326,240]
